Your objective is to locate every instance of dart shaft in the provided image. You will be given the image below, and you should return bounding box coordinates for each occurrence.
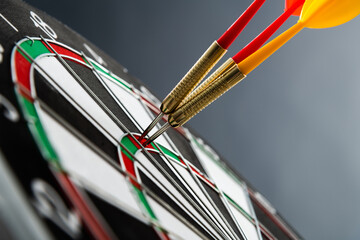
[168,60,245,127]
[237,22,304,75]
[160,41,226,114]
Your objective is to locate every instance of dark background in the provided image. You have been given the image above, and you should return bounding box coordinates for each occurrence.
[25,0,360,239]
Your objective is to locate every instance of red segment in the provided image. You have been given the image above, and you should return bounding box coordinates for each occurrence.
[127,134,155,149]
[260,225,275,240]
[248,189,297,239]
[285,0,303,16]
[189,165,215,188]
[217,0,266,49]
[121,151,141,189]
[157,230,171,240]
[233,0,304,63]
[56,172,112,240]
[15,51,32,95]
[42,40,84,63]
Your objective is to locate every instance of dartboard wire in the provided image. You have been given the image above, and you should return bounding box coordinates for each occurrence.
[184,159,240,240]
[81,52,228,239]
[16,42,222,240]
[50,167,120,240]
[13,44,189,239]
[138,95,182,154]
[142,101,240,238]
[135,148,228,240]
[21,38,237,239]
[82,52,147,138]
[83,52,183,158]
[187,130,262,239]
[78,51,232,239]
[28,98,199,240]
[22,51,222,240]
[244,185,263,240]
[129,82,237,238]
[153,129,242,239]
[23,48,222,240]
[181,136,249,240]
[218,190,248,240]
[154,143,239,240]
[32,84,211,239]
[135,163,216,240]
[149,143,229,235]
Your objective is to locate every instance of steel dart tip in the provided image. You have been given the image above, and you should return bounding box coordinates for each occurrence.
[143,122,171,146]
[139,112,164,140]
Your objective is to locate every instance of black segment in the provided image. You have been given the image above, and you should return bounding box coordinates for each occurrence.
[147,151,199,205]
[138,171,213,240]
[85,191,160,240]
[66,60,139,133]
[160,118,207,175]
[34,70,119,164]
[251,199,292,240]
[200,181,244,239]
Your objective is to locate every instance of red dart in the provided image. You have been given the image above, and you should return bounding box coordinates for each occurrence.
[143,0,307,143]
[217,0,266,49]
[285,0,303,16]
[140,0,267,140]
[233,0,305,64]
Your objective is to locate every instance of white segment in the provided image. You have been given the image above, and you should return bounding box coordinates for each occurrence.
[101,75,174,151]
[36,106,142,217]
[134,152,221,239]
[228,204,260,240]
[168,161,234,239]
[34,57,123,144]
[146,196,203,240]
[190,139,252,215]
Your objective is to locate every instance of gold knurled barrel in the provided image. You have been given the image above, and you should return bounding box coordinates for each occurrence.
[168,61,245,127]
[178,58,236,107]
[160,41,226,114]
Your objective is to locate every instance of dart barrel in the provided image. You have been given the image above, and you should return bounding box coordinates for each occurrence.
[160,41,226,114]
[168,59,245,127]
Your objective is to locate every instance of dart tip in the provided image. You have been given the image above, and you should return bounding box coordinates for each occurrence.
[139,112,164,140]
[143,122,171,146]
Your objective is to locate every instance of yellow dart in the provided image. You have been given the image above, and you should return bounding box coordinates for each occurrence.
[144,0,360,146]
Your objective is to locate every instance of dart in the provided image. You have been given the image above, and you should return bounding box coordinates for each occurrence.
[237,0,360,75]
[139,0,266,140]
[144,0,360,146]
[143,0,304,145]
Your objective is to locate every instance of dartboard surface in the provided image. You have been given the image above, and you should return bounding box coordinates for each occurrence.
[0,0,301,239]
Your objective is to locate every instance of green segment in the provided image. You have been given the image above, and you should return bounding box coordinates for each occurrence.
[158,145,179,162]
[91,62,132,91]
[120,135,181,163]
[121,148,133,160]
[16,94,60,167]
[192,135,244,186]
[224,193,253,221]
[20,40,51,60]
[134,187,156,220]
[120,137,138,160]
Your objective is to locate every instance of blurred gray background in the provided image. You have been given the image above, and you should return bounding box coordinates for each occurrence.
[25,0,360,239]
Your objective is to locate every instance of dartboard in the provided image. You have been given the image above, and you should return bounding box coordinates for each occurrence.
[0,0,301,239]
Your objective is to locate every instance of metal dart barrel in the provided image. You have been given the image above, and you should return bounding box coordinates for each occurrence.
[144,59,245,145]
[168,59,245,128]
[140,41,226,139]
[160,41,226,114]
